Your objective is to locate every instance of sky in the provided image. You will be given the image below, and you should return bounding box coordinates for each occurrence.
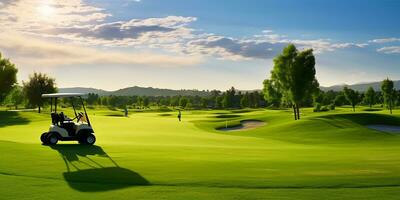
[0,0,400,91]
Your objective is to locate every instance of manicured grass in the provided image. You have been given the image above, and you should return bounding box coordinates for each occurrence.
[1,107,400,199]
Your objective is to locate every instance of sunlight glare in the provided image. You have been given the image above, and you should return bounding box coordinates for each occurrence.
[37,4,54,17]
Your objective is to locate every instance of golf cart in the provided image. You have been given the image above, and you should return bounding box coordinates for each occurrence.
[40,93,96,145]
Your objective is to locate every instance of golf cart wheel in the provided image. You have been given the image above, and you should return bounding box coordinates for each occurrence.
[85,134,96,145]
[40,132,48,144]
[47,133,58,145]
[79,133,96,145]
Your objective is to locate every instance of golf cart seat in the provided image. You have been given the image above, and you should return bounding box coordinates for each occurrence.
[51,112,60,125]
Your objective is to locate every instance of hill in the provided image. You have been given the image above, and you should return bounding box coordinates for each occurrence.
[59,86,210,97]
[60,80,400,96]
[321,80,400,92]
[58,87,109,95]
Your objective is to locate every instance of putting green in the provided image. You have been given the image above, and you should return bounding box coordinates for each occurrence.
[1,107,400,199]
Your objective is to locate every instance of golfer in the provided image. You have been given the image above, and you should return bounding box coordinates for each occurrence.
[124,107,128,117]
[177,110,182,122]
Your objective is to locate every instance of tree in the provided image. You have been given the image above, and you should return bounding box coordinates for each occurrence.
[343,87,359,112]
[363,87,376,108]
[9,86,24,109]
[142,96,149,108]
[23,73,57,113]
[240,92,249,108]
[270,44,319,120]
[262,79,282,107]
[215,96,223,109]
[381,78,395,114]
[0,53,18,103]
[334,94,346,106]
[179,97,188,108]
[86,93,99,105]
[222,87,236,109]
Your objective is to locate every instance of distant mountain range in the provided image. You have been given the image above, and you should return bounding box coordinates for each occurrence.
[59,80,400,96]
[59,86,210,97]
[321,80,400,92]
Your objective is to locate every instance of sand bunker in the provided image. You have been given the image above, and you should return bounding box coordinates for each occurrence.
[366,125,400,133]
[218,120,266,131]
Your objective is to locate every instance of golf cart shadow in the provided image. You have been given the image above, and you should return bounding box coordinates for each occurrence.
[50,145,149,192]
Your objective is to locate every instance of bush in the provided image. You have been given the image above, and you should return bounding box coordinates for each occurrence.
[329,104,335,110]
[321,106,329,112]
[313,103,321,112]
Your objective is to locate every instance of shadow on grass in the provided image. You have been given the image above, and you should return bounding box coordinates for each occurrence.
[50,144,149,192]
[314,113,400,126]
[0,111,30,128]
[215,114,241,119]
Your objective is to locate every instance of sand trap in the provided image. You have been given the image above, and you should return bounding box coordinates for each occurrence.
[218,120,266,131]
[366,125,400,133]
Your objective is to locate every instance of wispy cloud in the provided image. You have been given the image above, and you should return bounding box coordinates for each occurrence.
[369,38,400,43]
[377,46,400,54]
[0,33,202,67]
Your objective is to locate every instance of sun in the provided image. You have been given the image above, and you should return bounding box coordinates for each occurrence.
[37,4,55,17]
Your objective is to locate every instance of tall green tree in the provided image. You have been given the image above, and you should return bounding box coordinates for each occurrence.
[270,44,319,120]
[363,87,376,108]
[343,87,359,112]
[222,87,236,109]
[23,73,57,113]
[9,86,24,109]
[0,53,18,103]
[240,92,250,108]
[262,79,282,107]
[381,78,395,114]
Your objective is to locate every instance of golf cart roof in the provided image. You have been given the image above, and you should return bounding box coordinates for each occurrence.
[42,93,87,98]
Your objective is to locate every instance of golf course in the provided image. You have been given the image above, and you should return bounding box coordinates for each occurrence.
[2,107,400,199]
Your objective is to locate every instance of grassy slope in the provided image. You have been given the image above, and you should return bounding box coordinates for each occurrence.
[1,107,400,199]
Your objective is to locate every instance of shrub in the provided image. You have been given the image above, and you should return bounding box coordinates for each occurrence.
[313,103,321,112]
[329,104,335,110]
[321,106,329,112]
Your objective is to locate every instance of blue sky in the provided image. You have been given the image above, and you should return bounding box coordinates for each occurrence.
[1,0,400,90]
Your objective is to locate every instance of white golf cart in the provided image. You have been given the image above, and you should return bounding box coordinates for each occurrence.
[40,93,96,145]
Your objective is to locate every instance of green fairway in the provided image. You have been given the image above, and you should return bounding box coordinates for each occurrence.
[1,108,400,199]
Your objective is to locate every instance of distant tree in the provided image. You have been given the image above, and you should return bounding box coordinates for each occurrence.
[185,102,193,110]
[215,96,223,109]
[363,87,376,108]
[101,96,108,106]
[240,92,250,108]
[222,87,236,109]
[170,96,179,108]
[250,91,261,108]
[262,79,282,107]
[86,93,99,105]
[23,72,57,113]
[179,97,188,108]
[343,87,359,112]
[0,53,18,103]
[201,97,208,108]
[270,44,319,120]
[142,96,149,108]
[334,94,346,106]
[9,86,24,109]
[381,78,396,114]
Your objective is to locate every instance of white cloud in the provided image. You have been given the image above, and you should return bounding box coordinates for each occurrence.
[369,38,400,43]
[0,33,202,67]
[377,46,400,54]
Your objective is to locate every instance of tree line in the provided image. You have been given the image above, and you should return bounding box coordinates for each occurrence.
[75,87,266,110]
